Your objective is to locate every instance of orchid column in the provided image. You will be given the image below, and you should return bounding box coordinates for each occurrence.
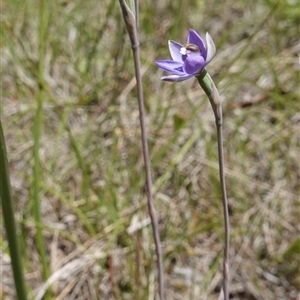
[156,29,230,300]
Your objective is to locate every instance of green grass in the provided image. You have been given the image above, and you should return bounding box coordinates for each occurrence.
[1,0,299,299]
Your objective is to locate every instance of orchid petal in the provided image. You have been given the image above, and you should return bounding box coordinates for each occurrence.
[156,29,216,82]
[182,55,205,75]
[187,29,207,59]
[205,32,216,64]
[161,74,195,82]
[168,40,184,62]
[156,60,184,75]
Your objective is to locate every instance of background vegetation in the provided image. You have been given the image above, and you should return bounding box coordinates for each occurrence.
[1,0,299,299]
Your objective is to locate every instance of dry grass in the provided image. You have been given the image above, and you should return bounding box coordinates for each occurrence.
[1,0,299,299]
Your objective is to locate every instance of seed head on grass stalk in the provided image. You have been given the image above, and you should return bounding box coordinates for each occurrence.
[156,29,230,300]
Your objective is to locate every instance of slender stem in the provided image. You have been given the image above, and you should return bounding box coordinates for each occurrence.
[197,72,230,300]
[0,121,28,300]
[216,106,230,300]
[33,90,49,282]
[33,0,50,286]
[132,45,165,299]
[118,1,165,298]
[135,231,141,299]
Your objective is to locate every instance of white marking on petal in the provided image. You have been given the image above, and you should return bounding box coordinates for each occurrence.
[205,32,216,65]
[180,47,187,55]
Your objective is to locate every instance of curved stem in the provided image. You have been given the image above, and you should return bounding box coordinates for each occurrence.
[118,1,165,298]
[132,45,165,300]
[197,72,230,300]
[216,105,230,300]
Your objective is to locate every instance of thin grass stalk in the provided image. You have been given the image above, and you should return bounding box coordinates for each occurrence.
[118,1,165,298]
[0,120,27,300]
[32,0,50,285]
[60,111,91,206]
[197,71,230,300]
[131,28,165,300]
[134,230,142,299]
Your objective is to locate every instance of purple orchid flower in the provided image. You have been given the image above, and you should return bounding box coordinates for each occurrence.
[156,29,216,82]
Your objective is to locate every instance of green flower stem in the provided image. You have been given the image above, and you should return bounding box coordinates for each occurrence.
[33,0,50,288]
[197,70,230,300]
[0,120,28,300]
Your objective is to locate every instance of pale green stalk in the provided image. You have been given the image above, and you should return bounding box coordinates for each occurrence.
[197,70,230,300]
[32,0,50,288]
[61,112,91,205]
[0,120,27,300]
